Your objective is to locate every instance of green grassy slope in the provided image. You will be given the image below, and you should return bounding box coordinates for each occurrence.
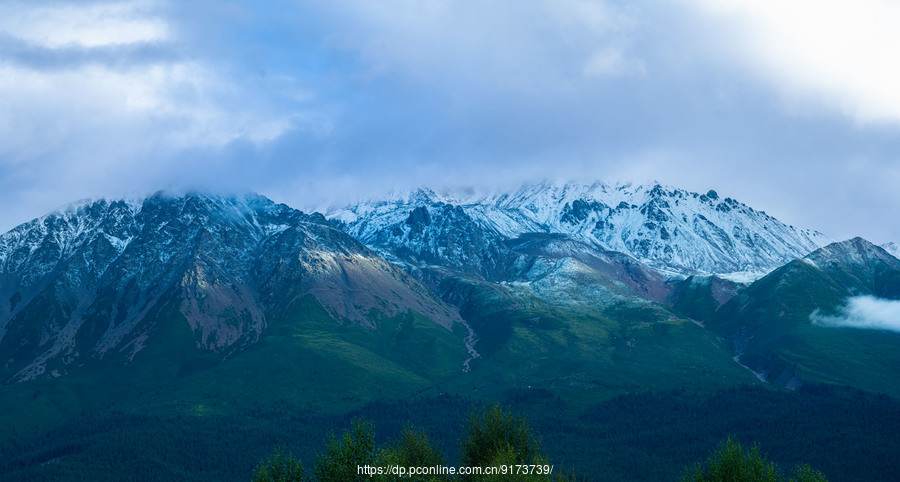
[708,244,900,396]
[133,295,468,416]
[435,276,759,407]
[0,294,468,443]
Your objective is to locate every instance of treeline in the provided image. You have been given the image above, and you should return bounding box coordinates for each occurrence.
[682,437,826,482]
[254,405,575,481]
[253,407,827,481]
[0,395,477,482]
[1,384,899,480]
[528,384,900,480]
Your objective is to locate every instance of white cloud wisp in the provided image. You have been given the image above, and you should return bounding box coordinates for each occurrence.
[811,295,900,333]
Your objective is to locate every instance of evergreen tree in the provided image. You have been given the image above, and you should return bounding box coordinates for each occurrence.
[378,426,445,481]
[314,419,377,482]
[252,446,305,482]
[460,404,568,481]
[682,437,828,482]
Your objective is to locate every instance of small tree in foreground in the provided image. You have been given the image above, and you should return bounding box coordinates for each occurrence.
[460,404,541,469]
[682,437,828,482]
[378,425,445,480]
[460,404,574,481]
[252,446,305,482]
[254,406,577,481]
[314,419,377,482]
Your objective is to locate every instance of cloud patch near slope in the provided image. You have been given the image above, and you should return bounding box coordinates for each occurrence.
[811,295,900,333]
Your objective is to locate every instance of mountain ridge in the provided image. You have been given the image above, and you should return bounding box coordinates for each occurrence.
[4,187,900,482]
[881,241,900,260]
[707,236,900,393]
[0,191,471,384]
[329,181,831,277]
[2,187,893,400]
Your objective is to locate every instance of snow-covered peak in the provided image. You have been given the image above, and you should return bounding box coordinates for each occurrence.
[807,237,900,269]
[0,198,140,280]
[882,242,900,260]
[329,181,832,277]
[0,192,310,285]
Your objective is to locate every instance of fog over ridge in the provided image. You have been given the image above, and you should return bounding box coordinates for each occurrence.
[811,295,900,333]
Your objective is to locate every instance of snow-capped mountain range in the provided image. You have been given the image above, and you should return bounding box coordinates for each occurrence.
[1,182,884,387]
[329,182,832,279]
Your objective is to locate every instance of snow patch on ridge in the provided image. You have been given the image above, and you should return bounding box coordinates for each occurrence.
[882,242,900,259]
[717,270,769,284]
[330,181,832,277]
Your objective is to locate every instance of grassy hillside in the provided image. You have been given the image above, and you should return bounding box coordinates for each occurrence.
[436,276,759,408]
[708,254,900,396]
[0,294,468,439]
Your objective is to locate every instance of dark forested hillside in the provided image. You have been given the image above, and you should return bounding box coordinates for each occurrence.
[2,384,899,481]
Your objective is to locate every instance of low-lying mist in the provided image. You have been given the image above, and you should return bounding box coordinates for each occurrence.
[811,295,900,333]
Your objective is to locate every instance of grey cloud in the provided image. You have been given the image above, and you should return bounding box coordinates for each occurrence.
[0,33,180,71]
[0,0,897,249]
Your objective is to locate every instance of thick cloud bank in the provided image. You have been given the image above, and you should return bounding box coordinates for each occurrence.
[1,1,900,247]
[811,295,900,333]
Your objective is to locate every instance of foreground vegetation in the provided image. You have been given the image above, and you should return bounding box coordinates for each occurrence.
[252,408,828,481]
[2,384,898,481]
[682,437,826,482]
[253,405,573,481]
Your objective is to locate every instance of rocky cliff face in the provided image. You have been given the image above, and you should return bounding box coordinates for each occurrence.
[0,192,465,383]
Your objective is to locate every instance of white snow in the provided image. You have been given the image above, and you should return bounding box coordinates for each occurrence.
[717,270,770,284]
[882,242,900,259]
[328,181,833,277]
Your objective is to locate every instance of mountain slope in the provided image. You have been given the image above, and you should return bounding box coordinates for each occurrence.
[331,196,761,401]
[325,182,829,399]
[0,193,470,386]
[329,183,900,400]
[708,237,900,394]
[432,269,759,405]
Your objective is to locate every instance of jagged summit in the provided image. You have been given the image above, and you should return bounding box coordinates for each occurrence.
[0,192,303,283]
[329,181,831,276]
[804,237,900,274]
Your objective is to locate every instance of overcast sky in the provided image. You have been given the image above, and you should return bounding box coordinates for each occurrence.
[0,0,898,244]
